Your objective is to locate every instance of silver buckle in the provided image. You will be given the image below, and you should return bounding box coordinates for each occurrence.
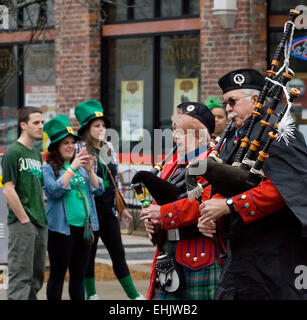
[167,228,180,241]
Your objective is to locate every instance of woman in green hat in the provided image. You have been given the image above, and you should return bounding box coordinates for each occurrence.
[75,100,144,300]
[204,96,229,147]
[42,114,104,300]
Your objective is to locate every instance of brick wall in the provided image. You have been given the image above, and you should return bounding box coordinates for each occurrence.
[200,0,267,102]
[54,0,101,129]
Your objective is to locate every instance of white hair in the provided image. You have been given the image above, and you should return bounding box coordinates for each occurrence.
[239,88,260,99]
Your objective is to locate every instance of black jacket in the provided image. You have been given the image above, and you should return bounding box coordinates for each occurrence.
[214,117,307,300]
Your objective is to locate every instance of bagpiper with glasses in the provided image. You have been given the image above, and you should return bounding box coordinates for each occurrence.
[198,68,307,300]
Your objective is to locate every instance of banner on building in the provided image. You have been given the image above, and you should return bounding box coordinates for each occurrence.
[291,36,307,61]
[121,80,144,141]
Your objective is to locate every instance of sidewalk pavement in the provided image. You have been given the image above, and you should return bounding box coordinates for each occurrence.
[0,234,154,300]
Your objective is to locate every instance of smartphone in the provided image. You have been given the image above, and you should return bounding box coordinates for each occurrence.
[79,148,88,157]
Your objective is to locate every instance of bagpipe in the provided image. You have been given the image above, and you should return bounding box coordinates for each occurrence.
[186,8,302,199]
[131,145,180,248]
[130,7,302,241]
[131,145,180,207]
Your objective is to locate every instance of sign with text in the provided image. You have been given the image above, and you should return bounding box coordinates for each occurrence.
[121,80,144,141]
[291,36,307,62]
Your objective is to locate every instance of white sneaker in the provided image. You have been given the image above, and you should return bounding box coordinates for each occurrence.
[129,293,145,300]
[88,294,100,300]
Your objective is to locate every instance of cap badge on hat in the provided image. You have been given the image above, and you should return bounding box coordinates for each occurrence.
[234,74,245,86]
[186,105,195,112]
[67,126,74,134]
[95,111,103,117]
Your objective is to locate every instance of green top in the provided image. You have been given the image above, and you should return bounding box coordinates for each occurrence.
[63,163,89,227]
[1,141,47,226]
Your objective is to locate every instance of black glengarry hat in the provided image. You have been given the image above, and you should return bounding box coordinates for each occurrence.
[218,68,265,94]
[176,102,215,134]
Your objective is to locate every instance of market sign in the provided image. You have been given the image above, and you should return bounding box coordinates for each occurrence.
[164,37,200,78]
[291,36,307,61]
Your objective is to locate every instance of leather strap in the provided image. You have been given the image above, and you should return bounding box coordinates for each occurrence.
[165,224,204,241]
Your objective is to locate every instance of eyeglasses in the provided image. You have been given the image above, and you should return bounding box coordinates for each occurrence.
[222,95,251,107]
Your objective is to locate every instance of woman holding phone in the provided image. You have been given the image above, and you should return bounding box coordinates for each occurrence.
[75,100,144,300]
[43,114,104,300]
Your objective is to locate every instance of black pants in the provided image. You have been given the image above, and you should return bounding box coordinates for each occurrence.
[85,210,129,279]
[47,226,91,300]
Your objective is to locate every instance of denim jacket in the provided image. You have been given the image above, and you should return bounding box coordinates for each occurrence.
[42,163,104,235]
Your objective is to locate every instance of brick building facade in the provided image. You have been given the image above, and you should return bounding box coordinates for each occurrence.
[200,0,267,100]
[0,0,306,158]
[54,0,101,128]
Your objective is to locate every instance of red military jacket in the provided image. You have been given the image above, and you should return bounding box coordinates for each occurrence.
[147,150,225,299]
[212,175,285,223]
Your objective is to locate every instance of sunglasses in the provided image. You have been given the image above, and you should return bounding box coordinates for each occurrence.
[222,95,251,107]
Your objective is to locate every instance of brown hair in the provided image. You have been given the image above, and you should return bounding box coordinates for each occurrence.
[18,106,42,124]
[18,106,43,136]
[82,126,97,155]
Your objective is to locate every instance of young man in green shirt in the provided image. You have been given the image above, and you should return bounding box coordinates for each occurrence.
[2,107,47,300]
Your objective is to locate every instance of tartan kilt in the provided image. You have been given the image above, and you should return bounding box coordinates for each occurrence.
[152,240,221,300]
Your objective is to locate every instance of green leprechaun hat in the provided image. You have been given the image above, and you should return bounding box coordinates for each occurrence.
[204,96,224,110]
[44,114,80,151]
[75,100,111,136]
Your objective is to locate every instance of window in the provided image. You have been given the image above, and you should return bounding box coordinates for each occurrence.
[105,0,199,23]
[268,0,302,13]
[103,32,200,155]
[102,0,200,157]
[160,34,200,129]
[24,42,55,151]
[134,0,154,20]
[105,37,154,154]
[0,45,18,151]
[23,0,54,28]
[0,0,54,31]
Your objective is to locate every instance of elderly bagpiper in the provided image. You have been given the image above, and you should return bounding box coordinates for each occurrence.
[197,68,307,300]
[140,102,225,300]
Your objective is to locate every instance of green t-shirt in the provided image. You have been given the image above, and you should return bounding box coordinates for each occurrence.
[1,141,47,227]
[63,163,89,227]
